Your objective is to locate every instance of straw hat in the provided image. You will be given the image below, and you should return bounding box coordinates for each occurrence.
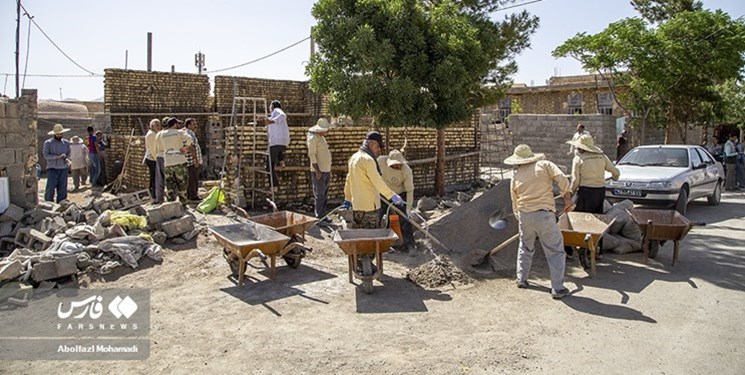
[308,118,331,133]
[566,134,603,153]
[386,149,407,167]
[47,123,70,135]
[70,135,83,144]
[504,144,545,165]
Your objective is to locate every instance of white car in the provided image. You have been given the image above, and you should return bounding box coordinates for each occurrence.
[605,145,724,215]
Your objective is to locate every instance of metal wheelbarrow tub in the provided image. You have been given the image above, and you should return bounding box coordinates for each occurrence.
[249,211,318,268]
[628,208,693,265]
[333,229,398,294]
[210,222,290,286]
[558,212,615,278]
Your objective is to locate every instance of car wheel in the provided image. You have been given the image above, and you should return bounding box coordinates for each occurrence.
[707,180,722,206]
[675,188,688,215]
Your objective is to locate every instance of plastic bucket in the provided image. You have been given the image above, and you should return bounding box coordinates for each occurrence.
[388,213,403,240]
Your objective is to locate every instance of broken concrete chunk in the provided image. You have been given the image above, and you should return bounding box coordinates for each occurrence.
[147,202,185,225]
[0,203,24,223]
[0,221,14,238]
[182,228,200,241]
[417,197,438,211]
[83,210,98,225]
[160,216,194,238]
[151,231,167,245]
[456,192,472,203]
[30,255,78,282]
[14,228,53,250]
[0,260,23,281]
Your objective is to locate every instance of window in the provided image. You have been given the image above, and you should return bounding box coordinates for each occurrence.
[498,96,511,122]
[690,149,703,168]
[597,92,613,115]
[696,147,715,165]
[567,93,582,114]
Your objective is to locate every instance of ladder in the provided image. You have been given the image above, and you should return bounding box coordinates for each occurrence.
[228,96,273,209]
[479,109,512,183]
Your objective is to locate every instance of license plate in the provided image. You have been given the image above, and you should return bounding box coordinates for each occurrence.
[613,189,642,197]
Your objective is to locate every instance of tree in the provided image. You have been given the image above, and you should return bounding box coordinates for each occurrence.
[553,3,745,144]
[307,0,538,195]
[717,77,745,128]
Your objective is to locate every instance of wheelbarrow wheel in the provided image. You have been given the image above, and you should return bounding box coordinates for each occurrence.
[282,252,303,268]
[360,256,374,294]
[223,248,240,277]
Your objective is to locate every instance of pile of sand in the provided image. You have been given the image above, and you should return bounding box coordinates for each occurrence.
[406,255,473,289]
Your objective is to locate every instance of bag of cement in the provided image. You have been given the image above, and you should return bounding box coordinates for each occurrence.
[604,200,634,234]
[44,238,86,257]
[602,233,622,251]
[65,223,105,241]
[620,219,643,242]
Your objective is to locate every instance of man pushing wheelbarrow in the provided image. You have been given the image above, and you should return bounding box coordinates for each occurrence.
[341,132,403,280]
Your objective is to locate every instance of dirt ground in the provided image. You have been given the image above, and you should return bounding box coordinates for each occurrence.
[3,184,745,374]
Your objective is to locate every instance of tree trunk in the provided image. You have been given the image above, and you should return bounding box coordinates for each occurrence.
[435,128,446,196]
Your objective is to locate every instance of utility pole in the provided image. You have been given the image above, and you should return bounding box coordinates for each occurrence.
[125,50,128,69]
[15,0,21,98]
[147,32,152,71]
[194,51,205,74]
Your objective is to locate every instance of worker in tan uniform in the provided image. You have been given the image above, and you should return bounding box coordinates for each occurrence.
[378,149,415,250]
[566,134,620,262]
[307,118,333,225]
[507,144,574,299]
[143,118,161,201]
[342,131,403,228]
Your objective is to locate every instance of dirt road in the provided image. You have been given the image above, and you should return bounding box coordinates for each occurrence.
[3,191,744,374]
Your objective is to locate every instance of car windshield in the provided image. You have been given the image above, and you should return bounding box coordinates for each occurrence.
[618,147,689,167]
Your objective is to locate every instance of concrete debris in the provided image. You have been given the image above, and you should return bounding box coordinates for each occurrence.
[97,236,163,269]
[0,203,24,223]
[151,231,167,245]
[0,221,14,238]
[0,259,23,281]
[416,197,438,211]
[146,201,185,225]
[14,228,52,251]
[456,192,472,203]
[160,216,195,238]
[31,255,78,282]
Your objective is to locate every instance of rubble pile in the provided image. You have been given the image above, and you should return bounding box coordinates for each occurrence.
[0,189,204,302]
[406,255,473,289]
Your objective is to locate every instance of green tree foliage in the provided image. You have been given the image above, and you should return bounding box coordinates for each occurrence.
[717,77,745,127]
[631,0,702,23]
[307,0,539,128]
[553,3,745,142]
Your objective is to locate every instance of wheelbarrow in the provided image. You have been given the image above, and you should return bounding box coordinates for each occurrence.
[628,208,693,265]
[333,228,399,294]
[249,211,318,268]
[558,212,615,278]
[209,222,290,286]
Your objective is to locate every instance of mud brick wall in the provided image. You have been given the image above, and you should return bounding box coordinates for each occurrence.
[105,135,147,191]
[103,69,211,185]
[0,89,39,209]
[225,125,480,206]
[214,76,319,127]
[508,114,617,172]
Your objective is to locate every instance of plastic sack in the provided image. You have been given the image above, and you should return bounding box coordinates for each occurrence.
[107,210,148,230]
[197,187,225,214]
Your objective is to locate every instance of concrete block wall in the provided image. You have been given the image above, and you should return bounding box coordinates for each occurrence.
[225,126,480,205]
[508,114,617,172]
[0,89,39,209]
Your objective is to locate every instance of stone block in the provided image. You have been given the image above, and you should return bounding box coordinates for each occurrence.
[147,201,184,225]
[0,221,14,238]
[14,228,52,250]
[31,256,78,282]
[0,149,16,166]
[0,260,23,281]
[29,208,60,223]
[160,215,194,238]
[0,203,24,223]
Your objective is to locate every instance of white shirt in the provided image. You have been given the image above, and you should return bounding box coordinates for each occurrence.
[69,143,89,170]
[267,108,291,146]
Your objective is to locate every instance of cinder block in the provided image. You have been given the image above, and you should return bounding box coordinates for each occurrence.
[30,255,78,282]
[147,201,184,224]
[160,215,194,238]
[0,260,23,281]
[0,149,15,165]
[0,222,14,238]
[0,203,24,223]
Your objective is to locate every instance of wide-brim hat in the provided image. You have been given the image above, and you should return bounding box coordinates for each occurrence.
[504,144,545,165]
[387,149,406,166]
[566,134,603,153]
[48,123,71,135]
[308,118,331,133]
[70,135,83,144]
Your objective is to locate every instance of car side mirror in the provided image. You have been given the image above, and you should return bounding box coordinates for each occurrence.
[693,163,706,170]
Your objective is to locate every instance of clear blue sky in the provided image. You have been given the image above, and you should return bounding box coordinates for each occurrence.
[1,0,742,101]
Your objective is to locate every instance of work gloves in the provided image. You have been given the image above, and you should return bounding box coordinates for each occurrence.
[341,200,352,210]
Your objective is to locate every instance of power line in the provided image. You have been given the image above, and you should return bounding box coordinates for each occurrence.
[19,3,98,75]
[22,13,31,89]
[495,0,544,12]
[1,73,103,78]
[206,37,311,74]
